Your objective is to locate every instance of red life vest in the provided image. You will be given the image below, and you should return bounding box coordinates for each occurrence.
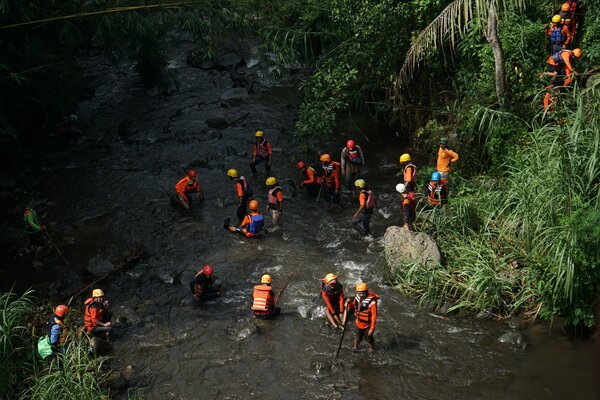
[322,162,340,186]
[254,139,270,158]
[83,298,104,331]
[346,146,362,164]
[427,180,447,205]
[361,189,375,210]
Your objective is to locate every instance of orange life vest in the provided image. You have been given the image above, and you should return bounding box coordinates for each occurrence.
[251,285,273,312]
[403,163,416,183]
[83,297,104,331]
[353,291,379,329]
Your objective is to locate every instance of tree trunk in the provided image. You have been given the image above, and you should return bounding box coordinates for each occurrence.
[485,2,507,103]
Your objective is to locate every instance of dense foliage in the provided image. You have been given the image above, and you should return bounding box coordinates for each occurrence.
[393,84,600,326]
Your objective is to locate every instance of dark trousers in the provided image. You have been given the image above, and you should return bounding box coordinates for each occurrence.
[322,185,340,204]
[254,307,281,320]
[236,195,250,222]
[250,156,270,173]
[352,211,372,236]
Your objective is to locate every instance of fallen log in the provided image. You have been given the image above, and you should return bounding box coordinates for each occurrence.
[64,244,147,303]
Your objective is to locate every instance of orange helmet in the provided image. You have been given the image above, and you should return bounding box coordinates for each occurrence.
[54,304,69,317]
[356,282,368,292]
[201,265,213,275]
[296,161,306,169]
[320,154,331,163]
[572,48,582,59]
[187,169,197,179]
[561,2,570,11]
[248,200,259,211]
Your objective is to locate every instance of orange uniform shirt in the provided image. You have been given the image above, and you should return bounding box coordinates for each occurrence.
[437,147,459,173]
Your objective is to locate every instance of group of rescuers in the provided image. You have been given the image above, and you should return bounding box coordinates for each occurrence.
[34,131,458,357]
[172,130,458,238]
[37,288,113,359]
[540,0,583,111]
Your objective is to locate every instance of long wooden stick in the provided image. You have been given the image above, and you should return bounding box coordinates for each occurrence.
[44,231,72,266]
[218,113,250,131]
[335,305,350,358]
[275,277,291,304]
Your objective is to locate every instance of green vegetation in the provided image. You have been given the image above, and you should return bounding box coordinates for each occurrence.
[0,289,120,399]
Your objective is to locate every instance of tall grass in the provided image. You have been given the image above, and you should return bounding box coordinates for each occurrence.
[23,338,108,400]
[391,83,600,326]
[0,289,34,398]
[0,290,112,399]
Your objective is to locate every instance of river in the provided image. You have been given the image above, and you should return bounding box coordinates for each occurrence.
[0,33,596,399]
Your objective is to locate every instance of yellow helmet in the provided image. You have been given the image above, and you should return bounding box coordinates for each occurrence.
[227,169,238,178]
[399,153,411,163]
[572,48,582,59]
[354,179,366,188]
[255,130,264,138]
[261,274,272,284]
[325,273,337,283]
[552,14,561,23]
[265,177,277,186]
[92,288,104,297]
[356,282,367,292]
[320,154,331,163]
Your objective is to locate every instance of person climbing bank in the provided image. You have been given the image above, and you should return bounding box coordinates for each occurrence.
[547,14,571,54]
[426,172,448,206]
[397,183,416,230]
[346,282,379,352]
[84,288,113,340]
[227,169,253,222]
[189,265,221,302]
[175,169,204,210]
[37,304,70,359]
[296,161,319,196]
[540,48,582,87]
[340,139,365,191]
[321,273,346,329]
[23,200,46,262]
[250,130,272,175]
[251,274,281,319]
[224,199,264,238]
[399,153,417,192]
[266,177,283,227]
[437,137,459,180]
[352,179,375,237]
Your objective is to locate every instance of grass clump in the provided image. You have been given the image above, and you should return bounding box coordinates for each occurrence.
[391,84,600,326]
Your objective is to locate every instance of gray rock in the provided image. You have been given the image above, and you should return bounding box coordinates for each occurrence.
[122,365,134,380]
[105,371,128,391]
[205,117,228,129]
[118,120,138,137]
[216,53,244,69]
[220,88,248,106]
[384,226,441,273]
[85,254,114,275]
[89,336,113,355]
[145,87,159,97]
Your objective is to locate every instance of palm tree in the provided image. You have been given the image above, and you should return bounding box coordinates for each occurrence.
[395,0,526,104]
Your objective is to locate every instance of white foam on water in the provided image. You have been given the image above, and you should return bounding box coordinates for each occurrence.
[378,207,392,219]
[297,304,310,318]
[312,305,326,320]
[325,238,342,248]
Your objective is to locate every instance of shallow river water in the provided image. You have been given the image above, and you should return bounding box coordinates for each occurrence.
[0,34,596,399]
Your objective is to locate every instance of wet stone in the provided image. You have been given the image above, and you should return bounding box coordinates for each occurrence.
[118,120,139,137]
[90,336,113,355]
[220,88,248,106]
[205,117,228,129]
[105,371,128,391]
[216,53,244,70]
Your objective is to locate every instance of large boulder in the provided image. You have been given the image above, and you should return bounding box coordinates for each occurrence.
[216,53,244,70]
[220,88,248,106]
[384,226,441,273]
